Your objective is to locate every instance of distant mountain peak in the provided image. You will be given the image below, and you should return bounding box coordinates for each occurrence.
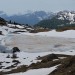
[35,10,75,29]
[0,11,54,25]
[57,11,75,23]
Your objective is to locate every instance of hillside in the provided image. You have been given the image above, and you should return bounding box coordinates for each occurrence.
[0,21,75,75]
[35,11,75,29]
[0,17,7,25]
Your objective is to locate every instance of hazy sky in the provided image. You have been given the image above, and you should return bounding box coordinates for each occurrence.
[0,0,75,15]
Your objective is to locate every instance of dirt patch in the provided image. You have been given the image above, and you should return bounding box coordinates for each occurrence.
[49,56,75,75]
[0,54,72,75]
[2,65,28,75]
[29,54,70,69]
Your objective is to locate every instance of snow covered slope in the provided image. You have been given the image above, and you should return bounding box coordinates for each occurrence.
[35,30,75,38]
[8,66,57,75]
[0,24,75,75]
[19,30,75,38]
[57,11,75,24]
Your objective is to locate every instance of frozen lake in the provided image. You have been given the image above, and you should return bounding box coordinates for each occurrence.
[5,34,75,52]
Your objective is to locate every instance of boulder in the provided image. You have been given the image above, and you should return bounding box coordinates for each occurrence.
[12,47,20,53]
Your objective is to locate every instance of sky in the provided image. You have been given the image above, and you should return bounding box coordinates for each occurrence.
[0,0,75,15]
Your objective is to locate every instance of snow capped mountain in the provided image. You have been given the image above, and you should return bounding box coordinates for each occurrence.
[57,11,75,24]
[35,11,75,29]
[0,10,75,25]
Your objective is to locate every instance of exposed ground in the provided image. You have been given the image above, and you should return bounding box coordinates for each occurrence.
[0,53,73,75]
[0,25,75,75]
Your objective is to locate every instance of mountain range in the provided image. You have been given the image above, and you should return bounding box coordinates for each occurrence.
[0,11,55,25]
[0,10,75,28]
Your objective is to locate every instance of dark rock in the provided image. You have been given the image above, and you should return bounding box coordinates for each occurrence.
[11,54,18,59]
[6,54,10,58]
[41,54,58,63]
[12,47,20,53]
[12,60,20,64]
[0,31,2,35]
